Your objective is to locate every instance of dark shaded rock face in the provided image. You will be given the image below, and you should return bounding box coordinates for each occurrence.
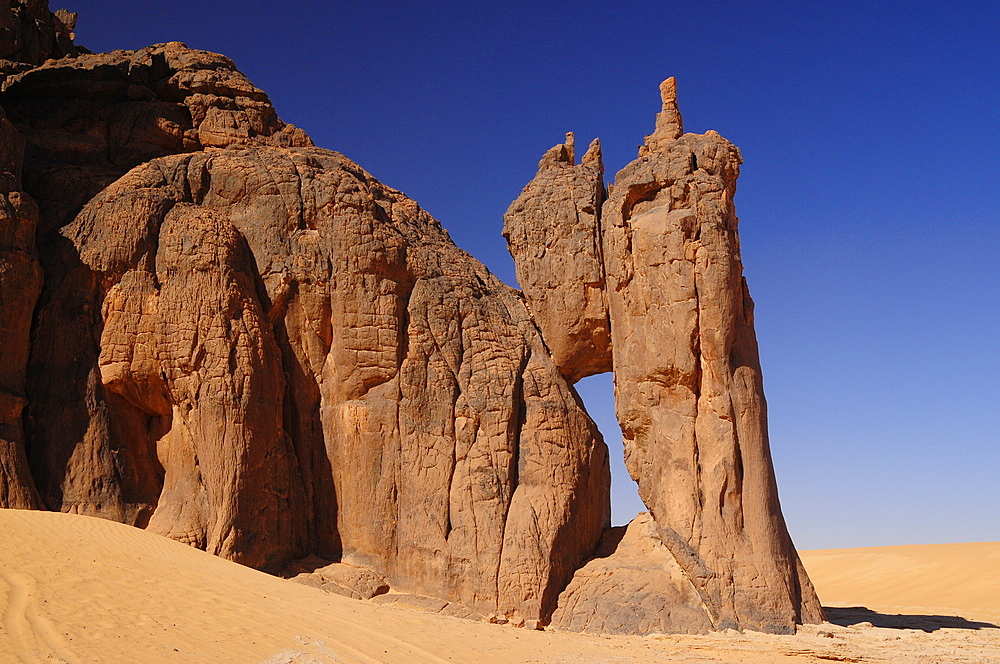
[0,1,79,83]
[0,1,819,634]
[0,101,41,509]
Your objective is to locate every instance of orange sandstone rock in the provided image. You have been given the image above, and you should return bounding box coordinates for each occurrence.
[66,146,611,622]
[600,79,824,633]
[503,133,612,383]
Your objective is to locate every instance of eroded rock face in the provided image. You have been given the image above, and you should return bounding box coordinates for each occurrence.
[600,79,823,632]
[503,133,611,383]
[0,40,311,523]
[0,102,41,508]
[66,145,611,622]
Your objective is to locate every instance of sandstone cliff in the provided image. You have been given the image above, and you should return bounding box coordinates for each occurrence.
[0,2,610,624]
[0,0,819,634]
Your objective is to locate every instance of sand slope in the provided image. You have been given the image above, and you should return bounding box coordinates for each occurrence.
[1,509,998,664]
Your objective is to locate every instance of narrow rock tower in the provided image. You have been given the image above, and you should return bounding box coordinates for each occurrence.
[510,78,824,633]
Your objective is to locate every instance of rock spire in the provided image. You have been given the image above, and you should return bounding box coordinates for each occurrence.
[507,78,823,633]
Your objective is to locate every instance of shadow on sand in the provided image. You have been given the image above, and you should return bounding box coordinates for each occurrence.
[824,606,1000,632]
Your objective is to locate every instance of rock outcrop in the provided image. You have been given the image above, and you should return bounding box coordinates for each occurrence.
[600,78,822,633]
[64,145,611,620]
[0,40,311,524]
[0,4,609,624]
[0,0,819,636]
[503,133,611,382]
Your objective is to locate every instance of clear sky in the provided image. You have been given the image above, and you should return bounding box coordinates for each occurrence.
[67,0,999,550]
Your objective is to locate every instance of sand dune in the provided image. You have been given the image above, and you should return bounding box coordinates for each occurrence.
[800,542,1000,625]
[1,509,998,664]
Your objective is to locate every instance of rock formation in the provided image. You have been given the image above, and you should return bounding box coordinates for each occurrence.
[602,78,822,633]
[2,40,311,524]
[507,78,822,633]
[62,145,611,620]
[550,513,713,634]
[503,132,611,382]
[0,0,820,635]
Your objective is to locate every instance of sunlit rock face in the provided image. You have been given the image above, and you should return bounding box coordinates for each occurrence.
[507,78,823,633]
[64,145,611,623]
[503,132,612,383]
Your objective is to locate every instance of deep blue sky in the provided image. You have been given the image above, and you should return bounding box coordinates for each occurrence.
[68,1,999,549]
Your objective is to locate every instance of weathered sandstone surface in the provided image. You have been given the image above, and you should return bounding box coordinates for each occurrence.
[502,90,821,632]
[503,132,611,382]
[63,145,610,621]
[0,0,820,635]
[601,79,822,632]
[550,513,714,634]
[509,78,821,633]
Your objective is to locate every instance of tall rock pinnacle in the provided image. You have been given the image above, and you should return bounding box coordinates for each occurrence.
[510,78,823,634]
[642,76,684,154]
[601,78,822,633]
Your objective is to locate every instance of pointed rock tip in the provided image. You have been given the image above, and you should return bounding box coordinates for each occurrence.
[641,76,683,154]
[538,132,576,170]
[582,138,603,173]
[659,77,677,107]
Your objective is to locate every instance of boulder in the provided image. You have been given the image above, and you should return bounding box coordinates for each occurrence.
[550,513,713,634]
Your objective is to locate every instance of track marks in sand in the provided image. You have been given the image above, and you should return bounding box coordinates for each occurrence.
[0,568,81,664]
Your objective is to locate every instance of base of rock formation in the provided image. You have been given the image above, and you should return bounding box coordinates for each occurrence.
[550,513,714,634]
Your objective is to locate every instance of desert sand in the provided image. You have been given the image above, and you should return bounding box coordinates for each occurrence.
[1,510,997,664]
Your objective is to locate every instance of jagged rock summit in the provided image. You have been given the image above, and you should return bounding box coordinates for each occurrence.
[0,1,821,635]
